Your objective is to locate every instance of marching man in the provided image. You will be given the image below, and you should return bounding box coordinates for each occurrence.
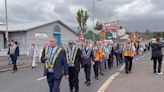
[82,41,94,86]
[41,37,69,92]
[123,39,136,74]
[66,41,82,92]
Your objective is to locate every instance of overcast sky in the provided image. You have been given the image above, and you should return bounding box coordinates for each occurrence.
[0,0,164,32]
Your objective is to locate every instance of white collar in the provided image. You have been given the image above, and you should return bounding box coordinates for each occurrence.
[50,46,57,50]
[69,46,75,51]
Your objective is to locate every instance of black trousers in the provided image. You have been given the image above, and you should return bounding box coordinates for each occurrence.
[119,53,123,63]
[68,67,79,92]
[115,53,123,66]
[11,56,17,71]
[108,56,114,69]
[84,64,91,82]
[47,73,61,92]
[153,57,163,73]
[124,56,133,72]
[93,62,100,77]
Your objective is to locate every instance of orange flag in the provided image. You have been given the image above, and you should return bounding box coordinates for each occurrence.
[131,32,137,44]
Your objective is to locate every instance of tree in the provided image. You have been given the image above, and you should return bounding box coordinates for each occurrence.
[144,29,151,38]
[76,9,89,35]
[95,21,103,30]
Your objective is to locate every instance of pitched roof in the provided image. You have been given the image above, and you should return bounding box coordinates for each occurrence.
[84,30,102,35]
[0,20,78,36]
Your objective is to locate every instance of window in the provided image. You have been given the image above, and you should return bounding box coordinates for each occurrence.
[53,25,61,33]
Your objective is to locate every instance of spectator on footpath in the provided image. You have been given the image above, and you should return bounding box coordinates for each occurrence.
[8,40,20,73]
[151,37,164,74]
[27,43,39,69]
[7,43,12,65]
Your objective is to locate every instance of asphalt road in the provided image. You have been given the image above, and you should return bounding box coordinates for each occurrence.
[0,59,119,92]
[106,50,164,92]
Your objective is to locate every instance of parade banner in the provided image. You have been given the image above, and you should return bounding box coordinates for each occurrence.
[116,28,126,37]
[99,31,106,41]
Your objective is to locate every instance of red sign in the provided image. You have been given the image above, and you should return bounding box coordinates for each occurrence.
[103,22,118,32]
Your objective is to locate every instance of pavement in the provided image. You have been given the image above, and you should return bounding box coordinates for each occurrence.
[0,55,33,72]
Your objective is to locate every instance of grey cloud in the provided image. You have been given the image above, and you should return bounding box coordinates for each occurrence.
[0,0,163,32]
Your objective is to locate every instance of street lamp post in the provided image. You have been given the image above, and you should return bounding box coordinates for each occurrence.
[5,0,9,48]
[92,0,101,41]
[93,0,95,41]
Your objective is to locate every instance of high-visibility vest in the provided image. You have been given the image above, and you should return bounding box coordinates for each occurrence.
[95,48,103,61]
[124,44,135,57]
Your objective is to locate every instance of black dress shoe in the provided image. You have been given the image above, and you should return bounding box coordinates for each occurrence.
[86,81,91,86]
[84,81,88,84]
[70,89,73,92]
[100,73,104,76]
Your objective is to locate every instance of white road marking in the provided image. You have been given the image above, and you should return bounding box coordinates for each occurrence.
[37,76,47,81]
[97,64,125,92]
[97,72,120,92]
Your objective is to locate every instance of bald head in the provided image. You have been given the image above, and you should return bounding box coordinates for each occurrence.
[50,37,56,48]
[127,39,131,43]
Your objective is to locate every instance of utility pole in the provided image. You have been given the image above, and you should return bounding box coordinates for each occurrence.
[5,0,9,48]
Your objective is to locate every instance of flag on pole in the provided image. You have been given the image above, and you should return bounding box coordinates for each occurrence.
[99,31,106,41]
[131,32,137,44]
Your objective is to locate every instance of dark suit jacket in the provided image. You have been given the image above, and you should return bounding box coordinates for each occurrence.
[9,46,20,60]
[151,42,164,58]
[41,48,47,63]
[71,48,83,72]
[43,49,69,79]
[81,48,94,65]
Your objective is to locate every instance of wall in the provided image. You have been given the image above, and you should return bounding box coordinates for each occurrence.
[26,22,78,48]
[0,32,4,50]
[9,31,27,49]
